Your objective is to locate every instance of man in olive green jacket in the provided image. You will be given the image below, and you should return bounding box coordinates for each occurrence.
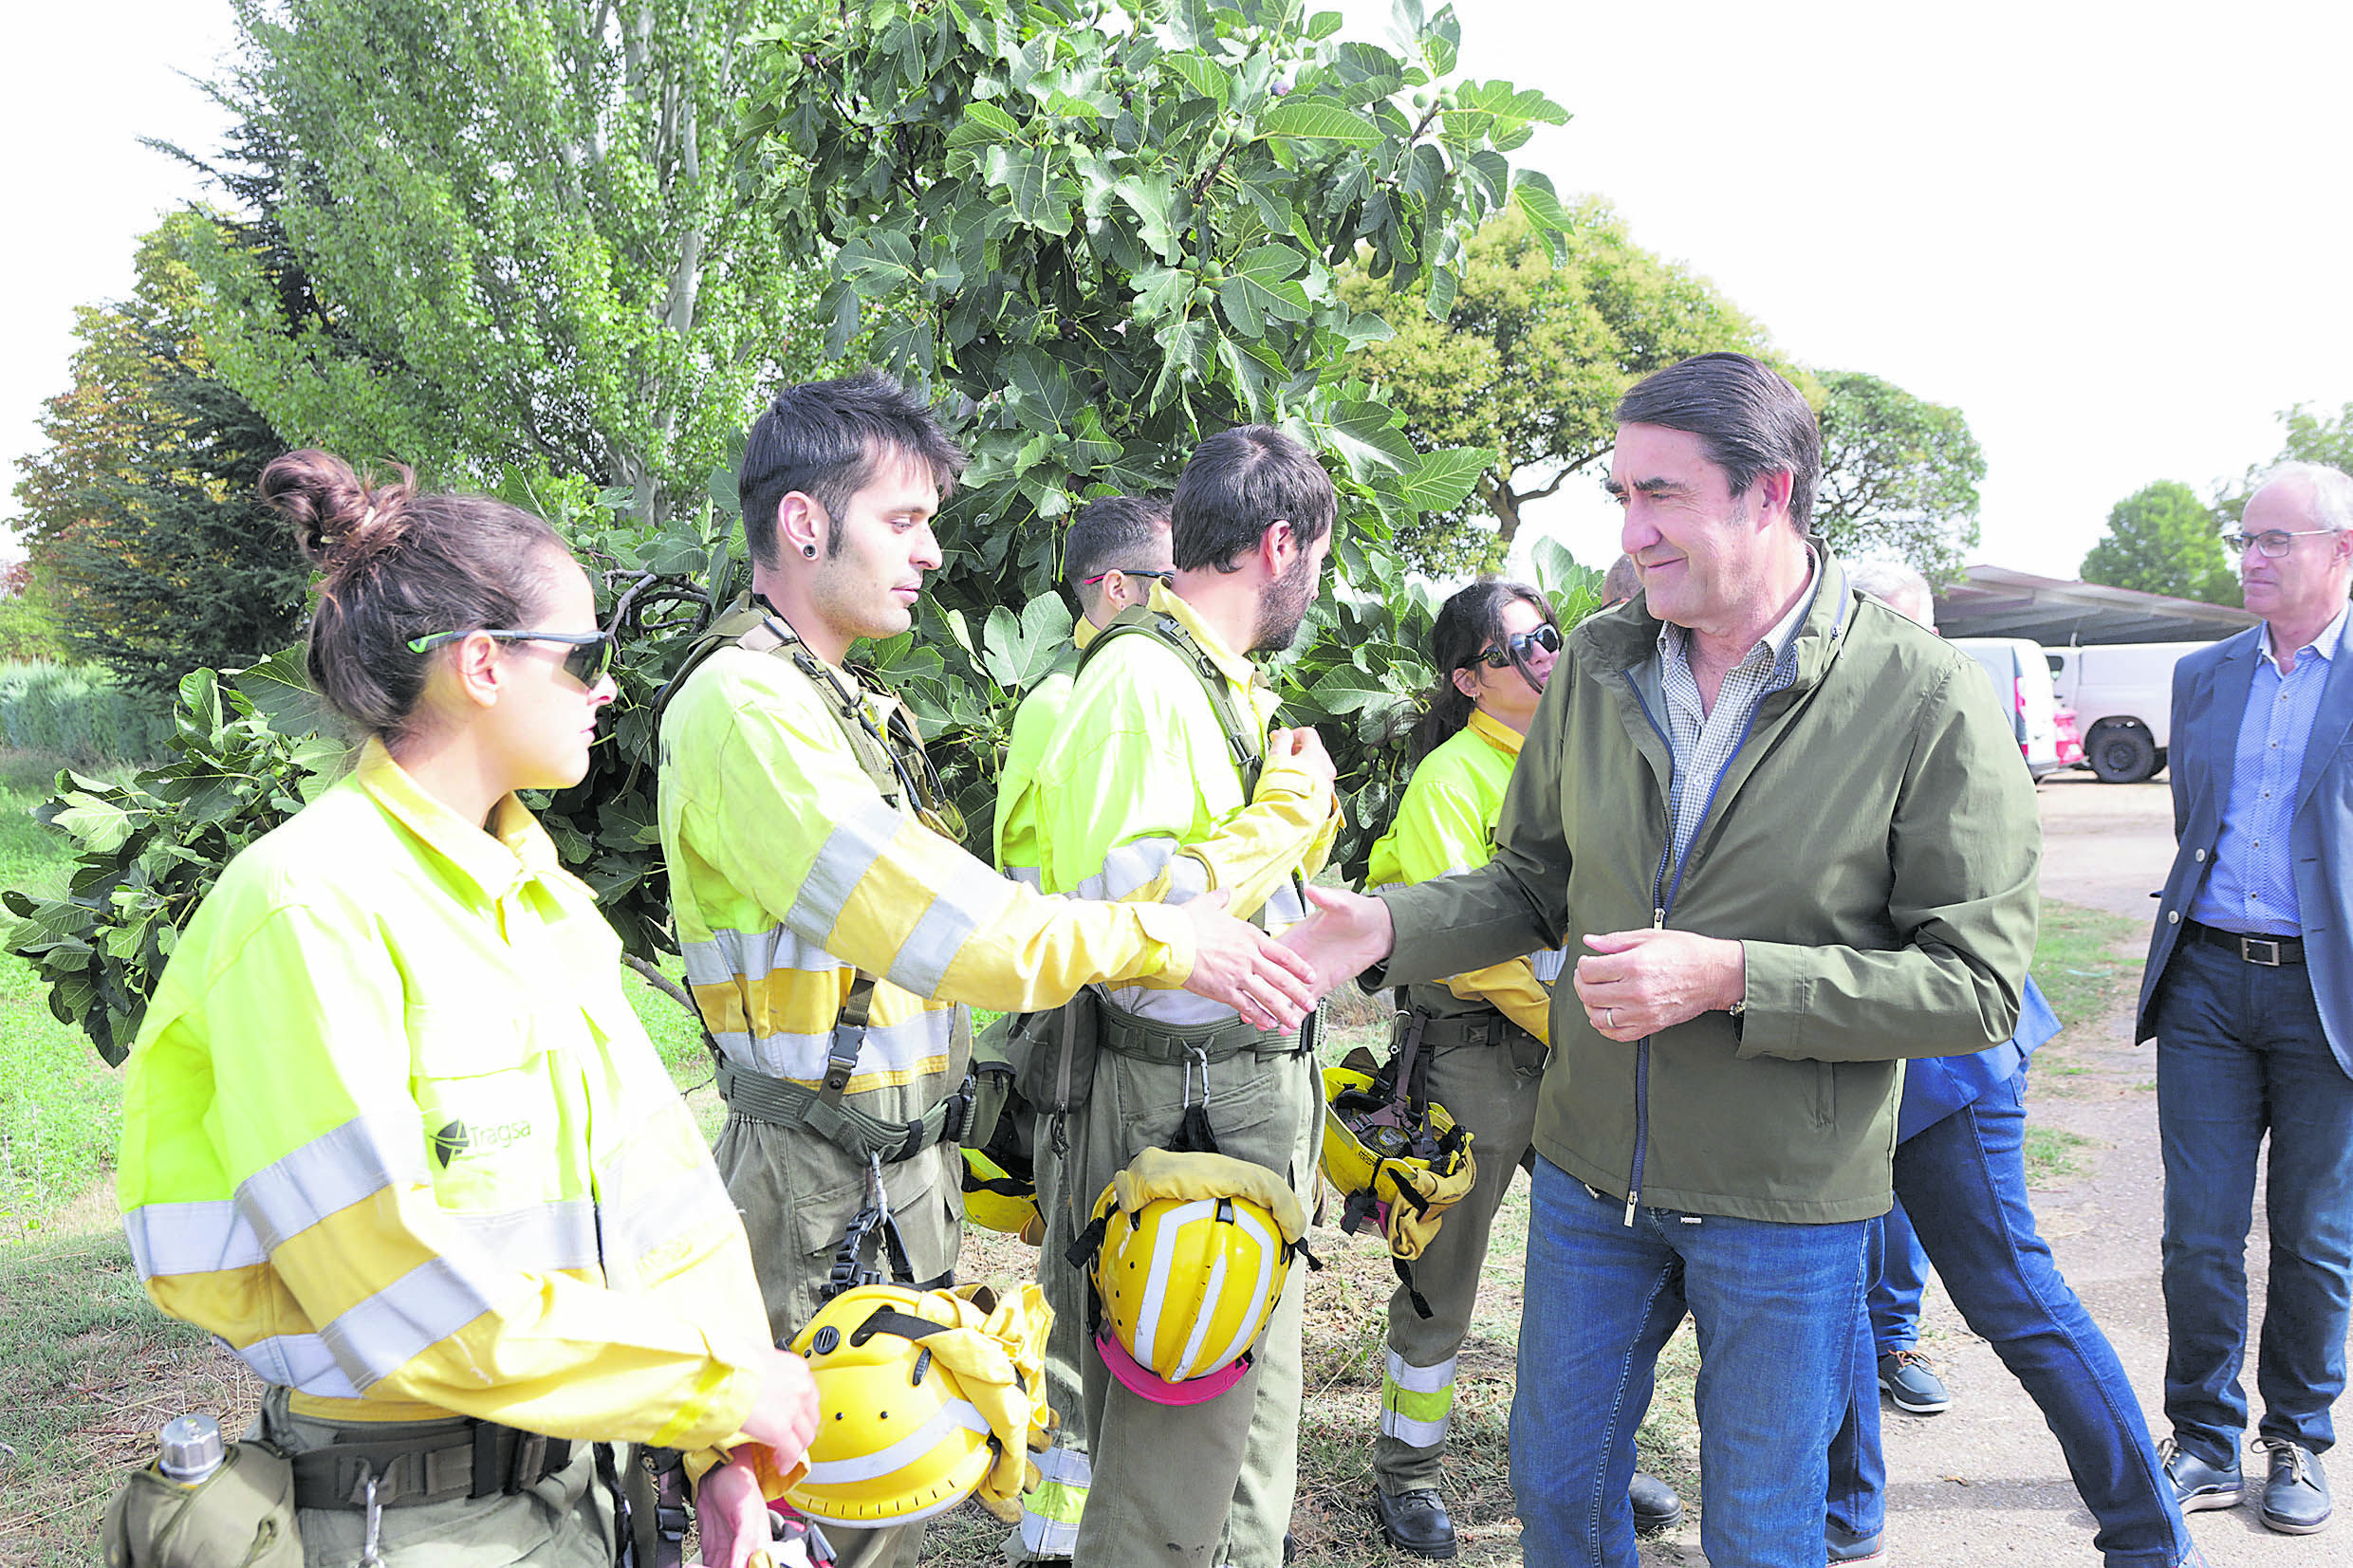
[1287,352,2040,1568]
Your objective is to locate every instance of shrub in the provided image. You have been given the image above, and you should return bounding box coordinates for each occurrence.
[0,663,174,769]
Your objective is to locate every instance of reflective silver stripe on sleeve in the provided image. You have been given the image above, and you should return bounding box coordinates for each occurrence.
[683,926,843,991]
[125,1200,265,1279]
[713,1008,957,1084]
[1533,948,1568,984]
[1165,854,1210,903]
[1006,865,1044,889]
[320,1252,500,1391]
[446,1199,602,1275]
[232,1332,365,1400]
[785,799,903,940]
[1077,837,1181,902]
[1262,879,1309,927]
[598,1160,737,1275]
[238,1114,431,1253]
[886,873,1020,999]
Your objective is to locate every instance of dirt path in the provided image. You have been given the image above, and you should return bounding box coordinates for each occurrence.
[1642,772,2320,1567]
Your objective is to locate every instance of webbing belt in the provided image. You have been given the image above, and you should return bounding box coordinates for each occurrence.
[713,1054,973,1164]
[1095,1001,1309,1065]
[288,1422,571,1511]
[1414,1010,1535,1050]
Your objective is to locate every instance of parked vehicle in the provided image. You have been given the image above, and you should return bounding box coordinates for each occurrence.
[2054,706,2085,770]
[1952,636,2066,780]
[2044,641,2206,784]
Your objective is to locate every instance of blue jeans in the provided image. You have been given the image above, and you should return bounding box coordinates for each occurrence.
[1515,1156,1868,1568]
[2156,938,2353,1465]
[1867,1196,1929,1352]
[1826,1070,2190,1566]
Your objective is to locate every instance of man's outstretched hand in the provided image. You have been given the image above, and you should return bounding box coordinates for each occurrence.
[1176,889,1320,1031]
[1278,885,1397,997]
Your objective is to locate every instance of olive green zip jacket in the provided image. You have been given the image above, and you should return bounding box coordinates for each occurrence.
[1376,552,2040,1223]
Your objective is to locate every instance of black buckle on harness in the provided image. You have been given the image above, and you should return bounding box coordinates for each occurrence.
[821,1024,862,1097]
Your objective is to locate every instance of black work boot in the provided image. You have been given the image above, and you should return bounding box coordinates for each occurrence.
[1629,1468,1683,1532]
[1371,1486,1458,1559]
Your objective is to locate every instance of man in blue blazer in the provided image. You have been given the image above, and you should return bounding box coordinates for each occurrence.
[2138,460,2353,1537]
[1824,564,2194,1568]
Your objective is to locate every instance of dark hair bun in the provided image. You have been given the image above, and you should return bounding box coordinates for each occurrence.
[258,449,417,570]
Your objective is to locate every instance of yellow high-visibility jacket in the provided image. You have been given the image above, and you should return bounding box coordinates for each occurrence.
[1365,708,1565,1042]
[992,616,1100,881]
[1029,582,1340,1026]
[658,639,1203,1110]
[118,743,786,1482]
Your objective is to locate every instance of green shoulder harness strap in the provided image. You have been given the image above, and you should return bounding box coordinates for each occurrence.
[657,592,974,1166]
[1075,604,1312,931]
[1078,604,1268,796]
[1072,605,1319,1076]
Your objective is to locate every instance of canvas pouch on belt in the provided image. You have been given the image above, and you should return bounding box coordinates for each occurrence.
[104,1442,305,1568]
[1013,987,1101,1118]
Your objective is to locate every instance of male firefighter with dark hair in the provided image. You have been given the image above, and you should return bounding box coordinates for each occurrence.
[1022,424,1343,1568]
[656,375,1317,1568]
[990,490,1176,1564]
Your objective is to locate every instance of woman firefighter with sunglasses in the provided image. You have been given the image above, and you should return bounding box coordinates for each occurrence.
[112,451,819,1567]
[1358,582,1683,1559]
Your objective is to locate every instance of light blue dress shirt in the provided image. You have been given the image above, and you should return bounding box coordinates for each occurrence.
[2192,603,2350,935]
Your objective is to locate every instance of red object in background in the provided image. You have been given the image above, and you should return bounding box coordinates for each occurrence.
[2054,707,2085,768]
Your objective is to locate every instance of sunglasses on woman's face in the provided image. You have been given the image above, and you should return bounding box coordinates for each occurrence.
[406,629,617,689]
[1477,622,1562,668]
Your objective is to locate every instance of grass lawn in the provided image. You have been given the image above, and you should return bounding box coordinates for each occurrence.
[0,755,2159,1563]
[0,753,129,1245]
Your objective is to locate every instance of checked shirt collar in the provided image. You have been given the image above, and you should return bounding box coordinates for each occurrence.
[1655,548,1818,875]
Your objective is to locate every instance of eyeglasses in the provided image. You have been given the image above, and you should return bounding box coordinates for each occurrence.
[405,629,616,688]
[2224,528,2339,559]
[1077,567,1176,587]
[1476,622,1562,668]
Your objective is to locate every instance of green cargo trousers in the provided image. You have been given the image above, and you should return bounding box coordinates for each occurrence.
[256,1387,617,1566]
[713,1114,963,1568]
[1371,1022,1545,1493]
[1060,1039,1321,1568]
[999,1106,1095,1562]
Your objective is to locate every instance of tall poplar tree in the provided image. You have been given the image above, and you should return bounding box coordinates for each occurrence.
[186,0,824,523]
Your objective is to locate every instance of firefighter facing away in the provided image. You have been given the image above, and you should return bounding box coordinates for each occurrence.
[114,449,822,1567]
[655,374,1317,1567]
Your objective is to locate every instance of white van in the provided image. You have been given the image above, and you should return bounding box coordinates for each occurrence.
[1951,637,2065,779]
[2043,641,2204,784]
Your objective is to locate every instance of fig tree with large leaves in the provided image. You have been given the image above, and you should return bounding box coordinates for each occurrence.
[7,0,1604,1061]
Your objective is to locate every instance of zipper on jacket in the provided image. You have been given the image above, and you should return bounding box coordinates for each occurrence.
[1618,670,1770,1227]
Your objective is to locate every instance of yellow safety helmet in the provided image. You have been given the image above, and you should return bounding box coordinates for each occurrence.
[960,1146,1043,1241]
[783,1282,1051,1528]
[1079,1149,1309,1405]
[1319,1046,1476,1264]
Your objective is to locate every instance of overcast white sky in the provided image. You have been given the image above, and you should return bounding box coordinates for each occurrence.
[7,1,2352,581]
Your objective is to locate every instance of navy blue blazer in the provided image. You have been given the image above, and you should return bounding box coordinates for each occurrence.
[2135,624,2353,1076]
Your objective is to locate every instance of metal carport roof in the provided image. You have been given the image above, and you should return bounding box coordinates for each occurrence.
[1932,565,2257,646]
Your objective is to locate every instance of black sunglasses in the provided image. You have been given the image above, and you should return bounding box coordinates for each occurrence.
[1476,622,1562,669]
[406,629,616,689]
[1078,567,1176,587]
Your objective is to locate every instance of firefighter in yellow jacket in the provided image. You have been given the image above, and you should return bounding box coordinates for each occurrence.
[991,490,1172,1564]
[1360,581,1684,1558]
[116,451,820,1568]
[1021,425,1342,1568]
[657,374,1318,1568]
